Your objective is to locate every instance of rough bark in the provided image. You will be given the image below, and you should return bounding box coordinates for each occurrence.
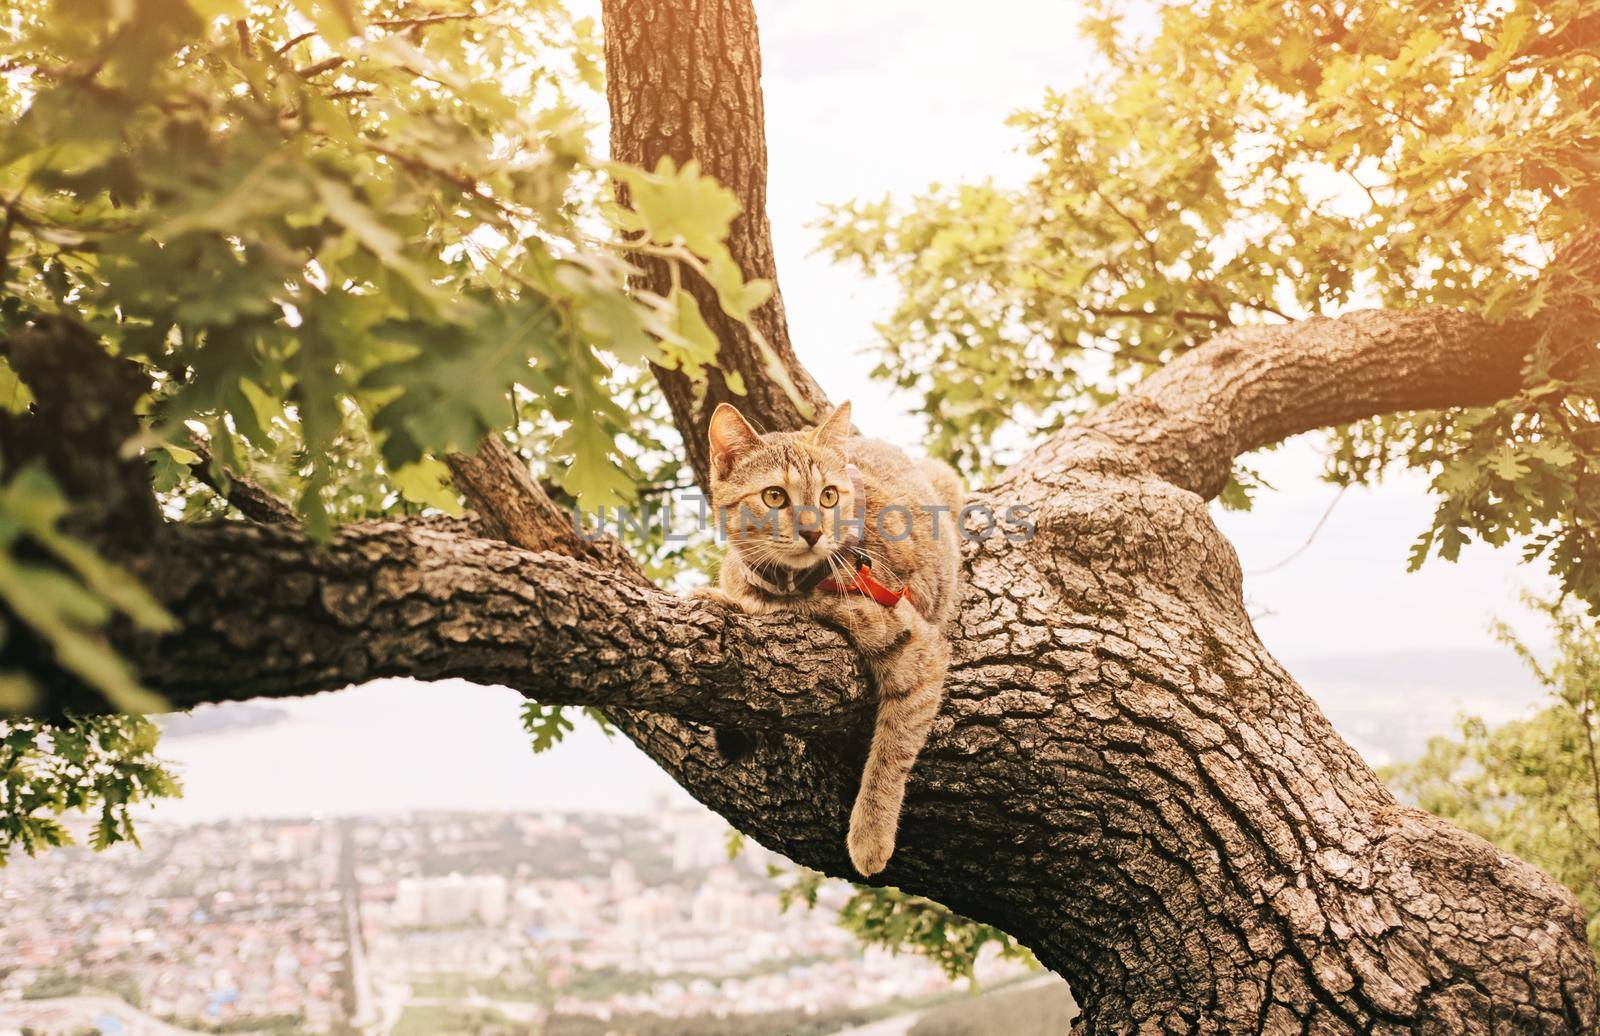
[567,6,1600,1029]
[6,1,1600,1032]
[0,318,161,541]
[1032,309,1545,499]
[190,443,299,525]
[102,518,869,734]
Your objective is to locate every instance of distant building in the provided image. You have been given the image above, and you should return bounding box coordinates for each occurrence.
[690,869,770,930]
[393,873,507,928]
[658,799,730,872]
[618,888,681,936]
[610,859,641,899]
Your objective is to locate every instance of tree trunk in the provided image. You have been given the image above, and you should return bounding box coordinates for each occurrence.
[4,1,1597,1031]
[602,0,831,485]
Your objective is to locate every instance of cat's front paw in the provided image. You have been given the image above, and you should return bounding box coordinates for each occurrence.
[847,806,896,877]
[685,585,740,609]
[845,597,915,655]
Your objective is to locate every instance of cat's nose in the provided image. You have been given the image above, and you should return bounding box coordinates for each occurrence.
[799,529,822,546]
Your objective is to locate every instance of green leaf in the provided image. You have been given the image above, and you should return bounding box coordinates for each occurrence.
[391,457,462,515]
[552,416,634,513]
[365,300,561,468]
[614,157,741,259]
[562,267,661,366]
[160,442,202,467]
[0,715,181,865]
[0,358,35,415]
[0,465,175,632]
[0,561,166,714]
[0,673,38,713]
[1486,446,1529,483]
[312,175,439,301]
[703,255,773,321]
[521,702,575,754]
[661,288,721,378]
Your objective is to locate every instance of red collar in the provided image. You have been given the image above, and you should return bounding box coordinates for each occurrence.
[819,561,912,608]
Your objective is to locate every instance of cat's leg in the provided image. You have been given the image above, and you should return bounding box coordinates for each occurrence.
[848,616,949,876]
[804,593,916,655]
[793,593,947,874]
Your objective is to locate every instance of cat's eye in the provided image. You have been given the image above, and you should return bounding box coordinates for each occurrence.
[819,485,839,508]
[760,486,788,509]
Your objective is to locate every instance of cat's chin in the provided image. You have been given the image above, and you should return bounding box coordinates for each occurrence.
[792,543,836,566]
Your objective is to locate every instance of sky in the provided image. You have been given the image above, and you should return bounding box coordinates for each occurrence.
[146,0,1557,822]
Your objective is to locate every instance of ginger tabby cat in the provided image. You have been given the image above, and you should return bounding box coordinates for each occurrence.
[692,401,962,876]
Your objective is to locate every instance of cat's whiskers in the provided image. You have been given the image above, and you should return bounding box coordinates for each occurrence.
[739,536,822,573]
[824,550,850,593]
[734,539,777,566]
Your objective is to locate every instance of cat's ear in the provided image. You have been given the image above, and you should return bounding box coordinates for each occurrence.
[812,401,852,450]
[708,402,762,478]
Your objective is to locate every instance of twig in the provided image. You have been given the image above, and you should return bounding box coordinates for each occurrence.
[296,56,346,79]
[1092,186,1162,274]
[372,6,505,30]
[187,445,299,525]
[275,31,317,55]
[1246,486,1347,576]
[444,436,649,583]
[1238,298,1292,321]
[636,479,696,497]
[1080,305,1231,324]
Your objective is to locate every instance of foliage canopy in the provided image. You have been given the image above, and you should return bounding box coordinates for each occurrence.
[0,0,759,855]
[820,0,1600,601]
[0,0,763,714]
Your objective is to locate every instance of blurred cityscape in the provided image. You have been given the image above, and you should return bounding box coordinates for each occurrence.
[0,802,1054,1035]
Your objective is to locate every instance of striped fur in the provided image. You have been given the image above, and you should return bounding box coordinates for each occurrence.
[694,402,963,875]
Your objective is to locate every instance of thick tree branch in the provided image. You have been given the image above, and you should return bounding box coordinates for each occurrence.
[1020,307,1584,499]
[102,518,872,732]
[0,319,864,731]
[586,7,1597,1028]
